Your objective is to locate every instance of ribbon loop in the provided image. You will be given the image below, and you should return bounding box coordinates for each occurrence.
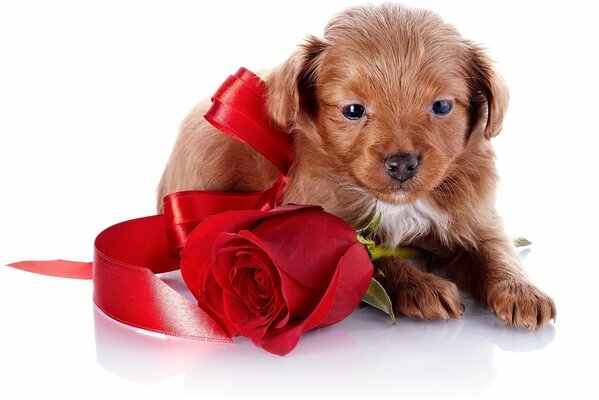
[204,67,293,175]
[93,215,231,342]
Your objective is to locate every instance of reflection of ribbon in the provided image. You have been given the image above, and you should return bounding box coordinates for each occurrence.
[8,68,292,344]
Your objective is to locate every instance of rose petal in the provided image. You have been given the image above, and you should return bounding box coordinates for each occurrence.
[222,291,269,341]
[221,290,251,325]
[180,243,212,301]
[317,242,373,327]
[250,207,359,291]
[257,268,341,356]
[277,269,321,317]
[257,242,372,356]
[197,271,239,337]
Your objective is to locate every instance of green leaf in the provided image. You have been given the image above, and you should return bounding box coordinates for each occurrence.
[369,245,422,261]
[357,206,377,232]
[362,277,396,325]
[514,237,532,247]
[358,205,381,239]
[362,213,382,239]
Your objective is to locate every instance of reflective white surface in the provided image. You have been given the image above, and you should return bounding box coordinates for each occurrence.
[1,0,598,399]
[0,246,592,399]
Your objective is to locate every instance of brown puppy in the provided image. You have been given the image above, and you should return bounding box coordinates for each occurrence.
[158,4,556,329]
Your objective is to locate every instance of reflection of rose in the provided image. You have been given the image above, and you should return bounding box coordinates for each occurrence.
[180,205,373,355]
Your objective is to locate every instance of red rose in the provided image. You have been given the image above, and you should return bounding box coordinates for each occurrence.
[180,205,373,355]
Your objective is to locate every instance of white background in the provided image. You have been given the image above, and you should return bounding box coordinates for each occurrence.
[1,0,598,399]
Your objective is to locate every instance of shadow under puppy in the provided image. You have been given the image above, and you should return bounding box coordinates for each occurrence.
[158,4,556,329]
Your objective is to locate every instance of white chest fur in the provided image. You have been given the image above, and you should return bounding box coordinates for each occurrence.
[375,200,449,247]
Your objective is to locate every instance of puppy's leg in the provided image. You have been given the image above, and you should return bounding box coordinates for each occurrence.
[446,234,556,329]
[377,257,464,320]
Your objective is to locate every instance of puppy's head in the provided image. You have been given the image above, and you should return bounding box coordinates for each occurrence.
[266,4,508,205]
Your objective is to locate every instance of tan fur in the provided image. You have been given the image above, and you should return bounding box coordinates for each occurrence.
[158,4,555,329]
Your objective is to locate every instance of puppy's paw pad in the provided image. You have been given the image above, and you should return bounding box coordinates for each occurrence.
[394,275,464,321]
[487,280,556,329]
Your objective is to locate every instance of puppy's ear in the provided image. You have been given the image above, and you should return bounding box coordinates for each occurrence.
[467,44,509,139]
[266,36,326,132]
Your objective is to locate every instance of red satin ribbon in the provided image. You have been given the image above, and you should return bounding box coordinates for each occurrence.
[7,260,93,280]
[205,68,293,175]
[8,68,293,344]
[93,215,231,342]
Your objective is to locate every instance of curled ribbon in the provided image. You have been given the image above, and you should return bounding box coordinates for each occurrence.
[8,68,293,343]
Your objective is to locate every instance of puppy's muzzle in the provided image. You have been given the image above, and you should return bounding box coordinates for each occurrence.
[384,153,419,182]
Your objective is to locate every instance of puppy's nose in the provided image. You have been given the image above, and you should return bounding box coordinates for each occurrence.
[384,153,420,182]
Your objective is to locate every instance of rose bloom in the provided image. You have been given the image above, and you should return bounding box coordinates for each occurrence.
[180,205,373,355]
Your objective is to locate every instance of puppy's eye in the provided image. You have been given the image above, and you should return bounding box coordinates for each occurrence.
[341,104,366,120]
[431,100,453,116]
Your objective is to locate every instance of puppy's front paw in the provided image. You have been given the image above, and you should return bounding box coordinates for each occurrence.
[394,273,464,321]
[487,279,556,329]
